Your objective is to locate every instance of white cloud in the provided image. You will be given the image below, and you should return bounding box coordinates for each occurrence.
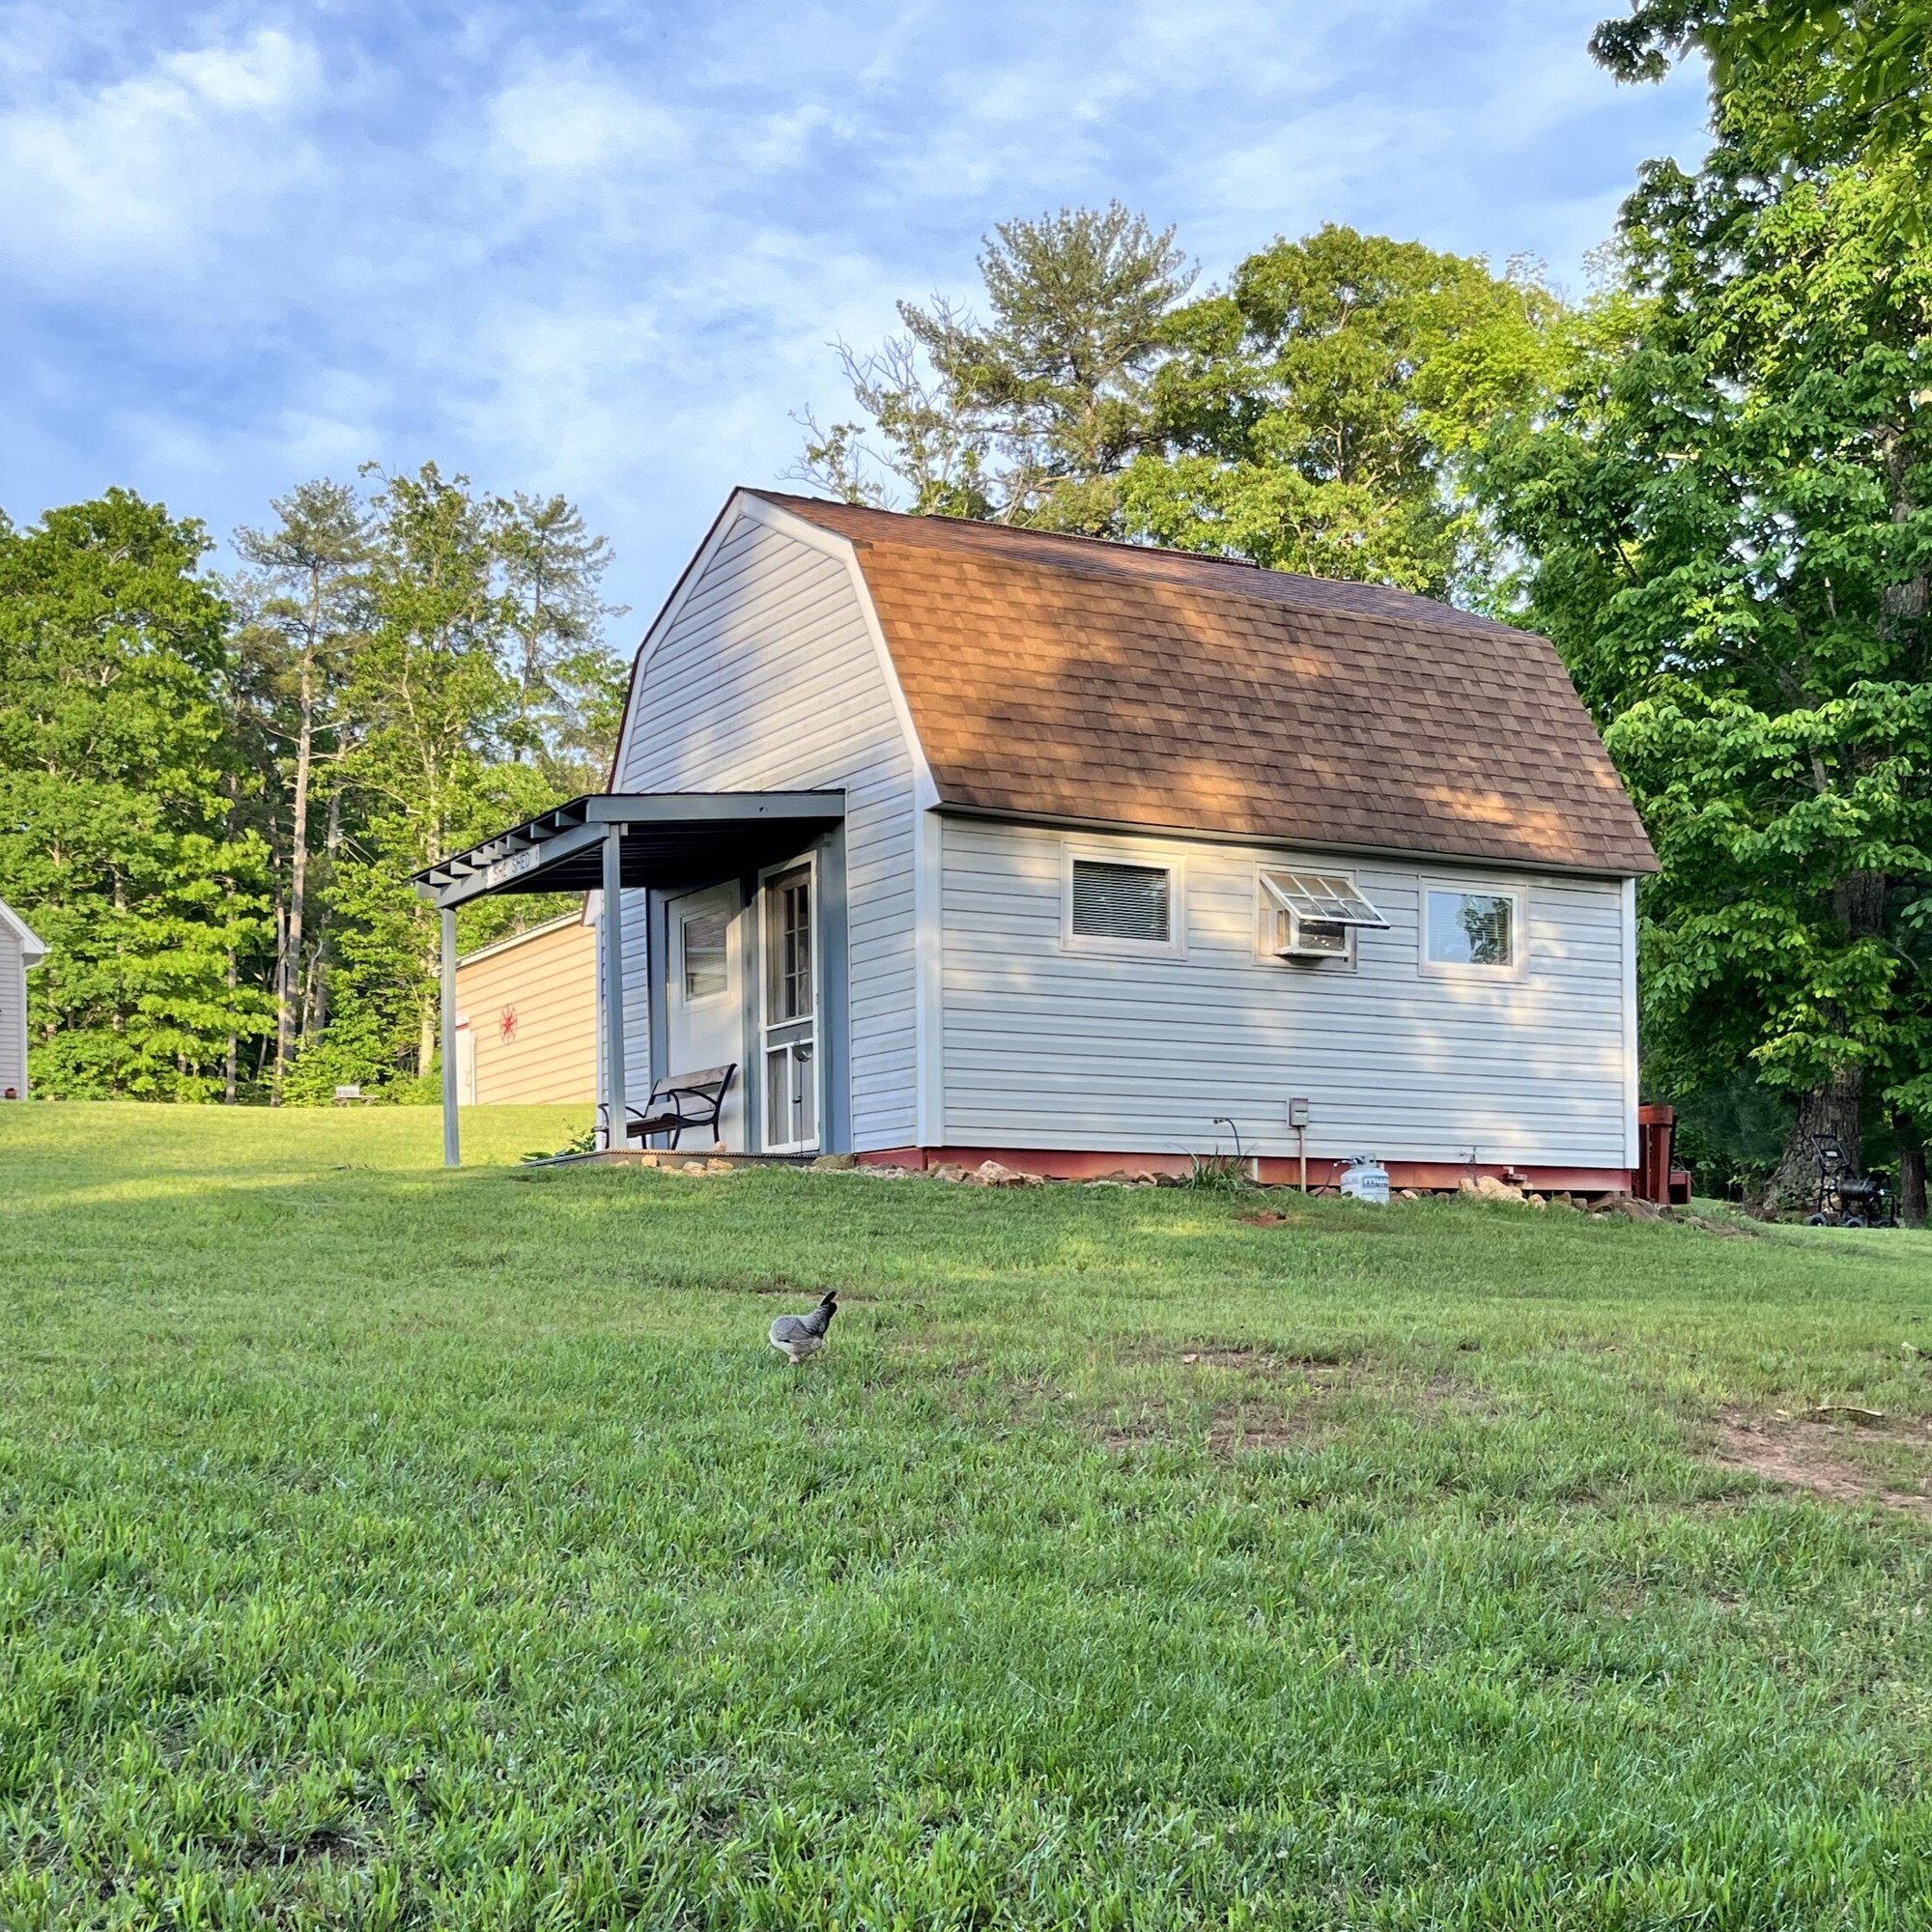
[0,27,323,287]
[486,61,689,176]
[0,0,1715,620]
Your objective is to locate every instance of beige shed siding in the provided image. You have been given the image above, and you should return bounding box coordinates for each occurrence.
[938,816,1634,1168]
[0,927,25,1096]
[456,918,597,1104]
[613,510,919,1150]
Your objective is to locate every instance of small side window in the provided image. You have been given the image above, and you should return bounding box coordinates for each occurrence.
[680,907,730,1000]
[1071,860,1171,944]
[1425,889,1519,970]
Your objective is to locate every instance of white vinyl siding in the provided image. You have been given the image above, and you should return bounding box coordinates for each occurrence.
[0,928,25,1097]
[939,817,1634,1169]
[611,511,919,1149]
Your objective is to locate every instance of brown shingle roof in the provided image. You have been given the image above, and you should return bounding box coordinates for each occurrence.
[750,491,1657,876]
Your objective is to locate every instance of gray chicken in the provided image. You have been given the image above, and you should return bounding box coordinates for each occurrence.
[768,1291,838,1363]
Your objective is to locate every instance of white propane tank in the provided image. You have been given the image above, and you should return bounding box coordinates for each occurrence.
[1338,1157,1391,1206]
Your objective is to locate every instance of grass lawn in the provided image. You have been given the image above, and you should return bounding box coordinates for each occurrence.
[3,1103,1930,1929]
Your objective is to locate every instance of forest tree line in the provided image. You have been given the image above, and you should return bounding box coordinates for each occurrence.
[1,0,1927,1209]
[0,469,625,1106]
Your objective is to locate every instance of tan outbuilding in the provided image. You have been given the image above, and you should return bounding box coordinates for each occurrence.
[452,912,597,1105]
[0,895,47,1100]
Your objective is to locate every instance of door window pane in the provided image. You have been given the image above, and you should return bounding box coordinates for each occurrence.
[681,908,730,1000]
[764,869,812,1020]
[765,1037,815,1148]
[1426,891,1515,967]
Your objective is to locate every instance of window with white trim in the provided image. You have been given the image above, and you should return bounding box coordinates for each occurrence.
[1424,888,1520,970]
[680,906,731,1001]
[1259,869,1387,961]
[1067,857,1178,951]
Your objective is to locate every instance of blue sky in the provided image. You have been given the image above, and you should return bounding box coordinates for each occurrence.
[0,1,1712,621]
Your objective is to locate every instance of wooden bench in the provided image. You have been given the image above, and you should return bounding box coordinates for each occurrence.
[602,1064,737,1151]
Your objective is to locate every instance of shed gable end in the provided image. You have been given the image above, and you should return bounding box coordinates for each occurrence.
[611,505,921,1150]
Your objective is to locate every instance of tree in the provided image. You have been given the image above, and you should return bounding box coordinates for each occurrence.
[0,492,271,1097]
[281,466,606,1101]
[795,203,1196,532]
[795,213,1558,603]
[492,491,629,793]
[1593,0,1932,185]
[1479,84,1932,1208]
[232,480,373,1101]
[1122,225,1561,598]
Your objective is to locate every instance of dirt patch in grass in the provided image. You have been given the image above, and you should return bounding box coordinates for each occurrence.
[1120,1340,1359,1372]
[1097,1363,1483,1459]
[1710,1411,1932,1516]
[1240,1207,1405,1234]
[233,1824,361,1869]
[1176,1347,1320,1371]
[1101,1400,1319,1456]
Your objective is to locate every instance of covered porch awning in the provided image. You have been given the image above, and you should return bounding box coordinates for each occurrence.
[411,790,845,909]
[412,790,845,1165]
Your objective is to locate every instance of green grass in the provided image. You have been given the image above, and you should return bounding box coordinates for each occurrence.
[3,1103,1930,1929]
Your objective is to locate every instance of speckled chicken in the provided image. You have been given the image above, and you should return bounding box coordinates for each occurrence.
[768,1291,838,1363]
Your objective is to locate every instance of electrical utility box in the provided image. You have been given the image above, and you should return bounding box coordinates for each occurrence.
[1287,1096,1311,1129]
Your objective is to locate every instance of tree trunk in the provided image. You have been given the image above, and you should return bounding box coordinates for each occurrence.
[1764,870,1888,1210]
[1893,1136,1924,1229]
[1766,1065,1866,1211]
[273,634,318,1104]
[224,935,238,1104]
[304,787,342,1038]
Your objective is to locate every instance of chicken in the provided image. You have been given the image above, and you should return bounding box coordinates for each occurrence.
[768,1291,838,1363]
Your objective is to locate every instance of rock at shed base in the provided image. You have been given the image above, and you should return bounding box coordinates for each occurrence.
[976,1159,1044,1187]
[1461,1174,1524,1203]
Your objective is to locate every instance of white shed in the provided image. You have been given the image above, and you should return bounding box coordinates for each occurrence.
[0,896,47,1100]
[417,491,1657,1191]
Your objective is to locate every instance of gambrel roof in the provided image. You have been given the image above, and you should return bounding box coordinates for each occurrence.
[746,491,1658,876]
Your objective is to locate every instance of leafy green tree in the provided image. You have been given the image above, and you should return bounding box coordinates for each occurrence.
[232,480,374,1101]
[493,491,629,793]
[282,466,604,1099]
[798,213,1556,601]
[1481,81,1932,1209]
[796,204,1196,532]
[0,492,271,1096]
[1593,0,1932,184]
[1122,225,1561,597]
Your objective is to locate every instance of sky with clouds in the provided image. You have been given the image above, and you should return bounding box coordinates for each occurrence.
[0,0,1713,620]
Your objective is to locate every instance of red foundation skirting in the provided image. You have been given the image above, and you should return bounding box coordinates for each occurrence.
[855,1147,1633,1194]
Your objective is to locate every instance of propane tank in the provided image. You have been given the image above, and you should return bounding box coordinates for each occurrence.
[1338,1156,1391,1206]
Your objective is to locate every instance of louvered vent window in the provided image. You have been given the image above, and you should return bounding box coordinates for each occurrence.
[1071,860,1172,944]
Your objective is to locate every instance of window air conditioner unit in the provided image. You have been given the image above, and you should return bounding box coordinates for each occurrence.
[1261,870,1389,961]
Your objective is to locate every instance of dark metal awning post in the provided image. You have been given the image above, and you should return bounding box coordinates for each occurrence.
[601,825,626,1149]
[440,905,460,1168]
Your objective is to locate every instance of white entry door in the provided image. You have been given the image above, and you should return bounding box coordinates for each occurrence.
[758,862,818,1152]
[665,884,744,1150]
